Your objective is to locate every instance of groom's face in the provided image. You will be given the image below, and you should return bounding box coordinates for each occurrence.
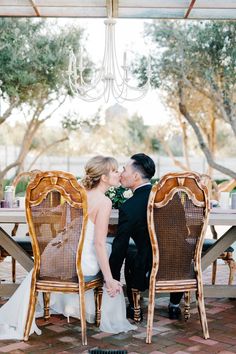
[120,160,136,189]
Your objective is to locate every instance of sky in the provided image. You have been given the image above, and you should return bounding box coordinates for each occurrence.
[60,18,171,126]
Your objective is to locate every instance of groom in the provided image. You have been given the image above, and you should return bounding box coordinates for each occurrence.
[109,153,183,320]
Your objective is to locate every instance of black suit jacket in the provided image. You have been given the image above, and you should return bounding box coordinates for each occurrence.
[109,184,152,291]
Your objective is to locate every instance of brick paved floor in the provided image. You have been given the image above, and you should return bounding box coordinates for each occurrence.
[0,258,235,354]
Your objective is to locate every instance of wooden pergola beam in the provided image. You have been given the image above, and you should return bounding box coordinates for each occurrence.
[29,0,40,16]
[112,0,119,18]
[184,0,196,19]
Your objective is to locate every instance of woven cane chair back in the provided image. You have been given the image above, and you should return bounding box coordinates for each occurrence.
[148,172,209,283]
[26,171,88,283]
[145,172,210,344]
[24,172,103,345]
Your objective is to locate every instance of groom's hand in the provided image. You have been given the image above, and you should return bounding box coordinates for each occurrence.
[108,224,117,235]
[105,278,122,297]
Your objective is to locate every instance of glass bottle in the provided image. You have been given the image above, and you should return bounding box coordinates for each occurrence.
[4,186,14,208]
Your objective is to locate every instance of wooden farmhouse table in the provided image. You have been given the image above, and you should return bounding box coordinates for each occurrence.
[0,208,235,298]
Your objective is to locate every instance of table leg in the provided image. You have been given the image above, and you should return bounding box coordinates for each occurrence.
[202,226,236,271]
[0,227,33,272]
[202,226,236,298]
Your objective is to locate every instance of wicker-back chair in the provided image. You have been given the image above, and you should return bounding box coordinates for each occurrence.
[23,171,103,345]
[145,172,210,343]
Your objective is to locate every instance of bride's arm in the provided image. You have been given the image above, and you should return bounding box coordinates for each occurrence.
[94,197,122,297]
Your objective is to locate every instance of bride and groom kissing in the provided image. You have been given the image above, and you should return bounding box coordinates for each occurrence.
[81,152,182,327]
[109,153,182,322]
[0,153,182,340]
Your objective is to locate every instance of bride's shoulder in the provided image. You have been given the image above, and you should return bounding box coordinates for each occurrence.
[101,195,112,208]
[95,195,112,212]
[87,191,112,209]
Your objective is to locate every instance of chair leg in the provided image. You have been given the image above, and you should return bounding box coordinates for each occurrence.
[94,286,103,327]
[227,257,236,285]
[146,283,156,344]
[43,292,51,321]
[196,284,209,339]
[132,288,142,323]
[11,223,19,237]
[211,260,217,285]
[24,288,38,341]
[79,287,87,346]
[12,258,16,283]
[210,225,218,285]
[184,291,191,321]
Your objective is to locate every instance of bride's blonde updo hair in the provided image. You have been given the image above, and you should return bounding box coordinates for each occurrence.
[81,155,118,190]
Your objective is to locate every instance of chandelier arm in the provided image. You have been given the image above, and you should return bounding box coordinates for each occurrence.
[116,90,149,102]
[111,79,127,100]
[111,22,125,83]
[69,67,108,102]
[125,77,150,91]
[72,86,108,102]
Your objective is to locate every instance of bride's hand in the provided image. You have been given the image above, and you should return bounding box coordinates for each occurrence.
[105,278,122,297]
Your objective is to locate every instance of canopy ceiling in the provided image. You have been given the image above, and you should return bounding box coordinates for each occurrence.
[0,0,236,19]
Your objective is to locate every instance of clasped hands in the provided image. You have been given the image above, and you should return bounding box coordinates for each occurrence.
[105,278,122,297]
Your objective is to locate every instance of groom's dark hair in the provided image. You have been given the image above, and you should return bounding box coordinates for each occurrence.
[131,153,155,180]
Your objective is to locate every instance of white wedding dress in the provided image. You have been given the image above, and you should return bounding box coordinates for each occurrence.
[0,219,136,340]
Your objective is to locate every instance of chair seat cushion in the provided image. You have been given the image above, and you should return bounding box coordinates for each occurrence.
[203,238,234,253]
[14,236,33,254]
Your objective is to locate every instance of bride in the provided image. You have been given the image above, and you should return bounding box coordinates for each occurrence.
[0,156,136,340]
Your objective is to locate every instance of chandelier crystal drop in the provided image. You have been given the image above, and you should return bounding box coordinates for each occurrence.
[68,10,151,103]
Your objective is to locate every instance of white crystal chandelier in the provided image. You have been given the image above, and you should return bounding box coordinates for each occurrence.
[68,1,151,103]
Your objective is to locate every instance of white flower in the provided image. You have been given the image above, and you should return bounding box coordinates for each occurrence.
[109,192,116,198]
[109,187,115,192]
[123,189,133,199]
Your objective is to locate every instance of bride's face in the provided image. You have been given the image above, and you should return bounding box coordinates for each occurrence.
[106,168,121,187]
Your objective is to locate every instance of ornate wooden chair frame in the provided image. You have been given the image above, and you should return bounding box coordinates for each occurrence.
[143,172,210,343]
[23,171,103,345]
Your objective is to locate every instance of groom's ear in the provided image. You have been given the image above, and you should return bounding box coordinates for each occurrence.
[134,171,141,181]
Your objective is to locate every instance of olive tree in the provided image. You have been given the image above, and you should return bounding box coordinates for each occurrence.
[0,18,85,197]
[136,21,236,178]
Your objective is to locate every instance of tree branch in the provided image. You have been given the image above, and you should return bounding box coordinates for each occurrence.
[27,136,69,170]
[39,95,67,123]
[158,136,190,171]
[178,95,236,179]
[0,161,20,179]
[0,97,20,125]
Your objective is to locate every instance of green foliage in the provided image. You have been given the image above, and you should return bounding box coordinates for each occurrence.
[62,109,102,131]
[150,137,160,152]
[141,21,236,95]
[3,178,11,190]
[135,20,236,165]
[2,177,29,196]
[0,18,84,103]
[151,178,159,185]
[128,114,147,144]
[215,179,229,185]
[14,180,28,196]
